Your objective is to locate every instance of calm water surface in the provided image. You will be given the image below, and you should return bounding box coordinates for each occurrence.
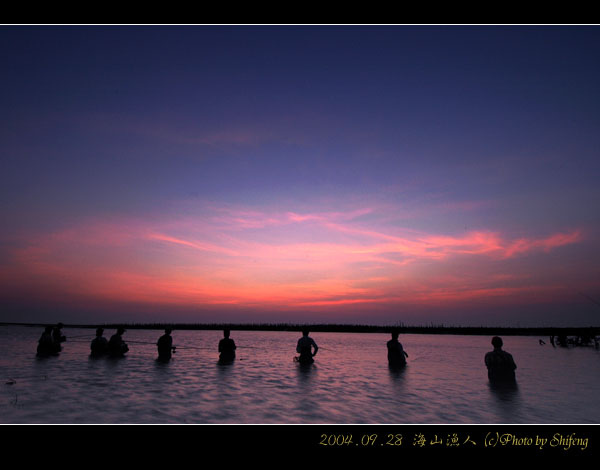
[1,326,599,424]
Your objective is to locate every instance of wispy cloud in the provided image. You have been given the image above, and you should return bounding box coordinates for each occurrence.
[503,231,583,258]
[147,232,240,256]
[0,202,586,313]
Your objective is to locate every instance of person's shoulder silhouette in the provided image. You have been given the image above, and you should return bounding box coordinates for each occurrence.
[296,329,318,365]
[90,327,108,357]
[157,328,174,361]
[218,329,236,363]
[387,330,407,367]
[37,326,57,356]
[108,327,129,357]
[485,336,516,383]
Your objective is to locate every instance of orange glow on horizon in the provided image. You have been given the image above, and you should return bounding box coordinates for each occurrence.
[0,205,587,315]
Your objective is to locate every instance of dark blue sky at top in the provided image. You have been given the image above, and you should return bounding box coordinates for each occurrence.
[1,26,600,326]
[2,27,599,228]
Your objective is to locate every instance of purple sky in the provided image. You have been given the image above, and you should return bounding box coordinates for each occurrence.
[1,26,599,326]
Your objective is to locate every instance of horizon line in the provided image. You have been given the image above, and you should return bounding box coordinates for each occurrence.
[2,321,599,335]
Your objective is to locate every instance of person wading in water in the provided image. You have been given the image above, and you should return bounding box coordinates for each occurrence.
[484,336,517,383]
[296,329,318,365]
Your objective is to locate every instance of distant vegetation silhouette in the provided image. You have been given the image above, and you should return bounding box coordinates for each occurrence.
[8,321,599,338]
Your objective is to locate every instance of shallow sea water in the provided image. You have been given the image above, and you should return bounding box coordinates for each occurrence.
[1,326,599,424]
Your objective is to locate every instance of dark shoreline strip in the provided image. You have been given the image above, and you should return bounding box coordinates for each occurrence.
[1,321,599,336]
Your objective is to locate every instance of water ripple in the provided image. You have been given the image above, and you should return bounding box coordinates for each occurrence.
[1,327,599,423]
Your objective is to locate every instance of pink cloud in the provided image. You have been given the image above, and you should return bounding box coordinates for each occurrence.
[0,203,586,314]
[503,231,583,258]
[146,232,240,256]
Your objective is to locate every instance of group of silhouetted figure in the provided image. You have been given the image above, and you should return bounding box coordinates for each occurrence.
[37,324,518,384]
[37,324,131,359]
[37,324,239,363]
[90,327,129,358]
[549,334,600,348]
[36,323,66,357]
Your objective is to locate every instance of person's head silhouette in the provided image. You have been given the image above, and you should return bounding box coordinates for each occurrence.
[224,329,230,338]
[492,336,503,349]
[302,329,310,337]
[96,327,104,337]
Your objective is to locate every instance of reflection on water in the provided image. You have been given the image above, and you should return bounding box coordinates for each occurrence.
[1,326,599,423]
[217,360,234,371]
[488,380,519,397]
[297,362,316,377]
[488,381,521,422]
[388,364,407,384]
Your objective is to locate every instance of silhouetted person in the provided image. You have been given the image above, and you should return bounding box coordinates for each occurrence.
[52,322,66,352]
[37,326,58,356]
[485,336,517,383]
[296,329,318,365]
[218,329,236,363]
[108,327,129,357]
[387,330,408,367]
[157,328,175,361]
[90,327,109,357]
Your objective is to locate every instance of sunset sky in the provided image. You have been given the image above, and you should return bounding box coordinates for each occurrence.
[1,25,599,326]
